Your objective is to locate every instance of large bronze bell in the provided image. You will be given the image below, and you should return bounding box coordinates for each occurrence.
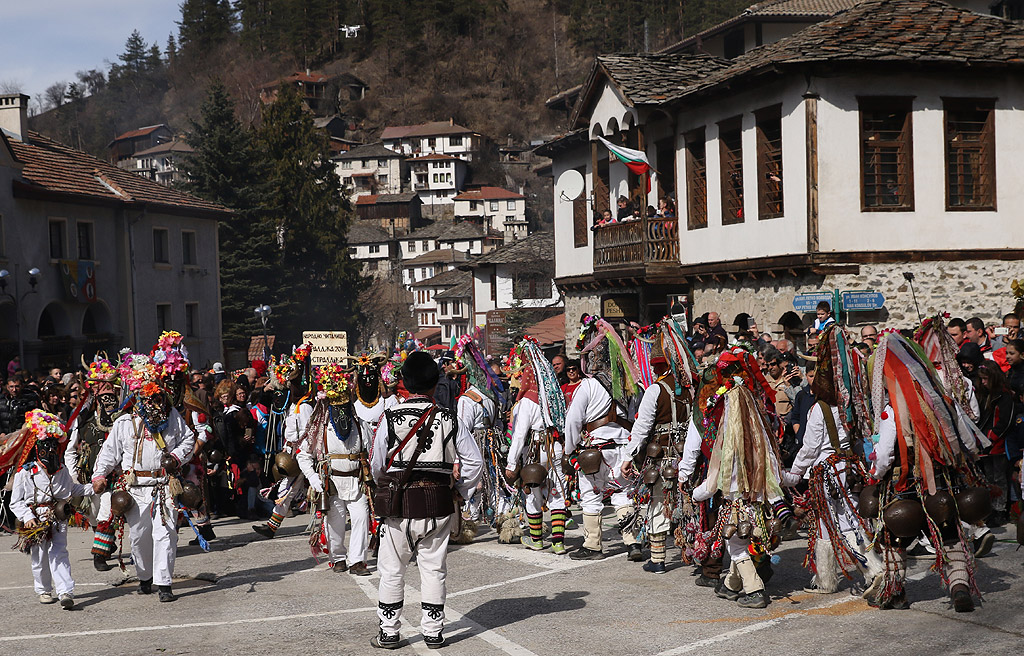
[110,490,134,517]
[646,441,663,459]
[206,449,226,465]
[52,499,73,522]
[178,481,203,509]
[954,487,993,524]
[521,463,548,486]
[882,499,926,538]
[643,468,660,485]
[160,453,180,475]
[736,521,753,539]
[274,452,300,480]
[858,484,880,519]
[577,449,603,475]
[661,460,678,481]
[923,490,957,525]
[722,524,738,539]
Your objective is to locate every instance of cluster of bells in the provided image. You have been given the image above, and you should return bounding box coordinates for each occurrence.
[859,484,992,539]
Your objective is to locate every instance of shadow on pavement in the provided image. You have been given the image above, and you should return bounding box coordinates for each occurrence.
[455,590,588,639]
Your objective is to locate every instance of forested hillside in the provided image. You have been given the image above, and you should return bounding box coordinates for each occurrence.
[30,0,750,158]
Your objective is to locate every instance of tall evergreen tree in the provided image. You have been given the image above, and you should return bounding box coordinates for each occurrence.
[178,0,236,55]
[180,82,276,347]
[255,84,364,345]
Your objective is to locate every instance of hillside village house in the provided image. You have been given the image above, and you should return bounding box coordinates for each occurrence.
[401,248,467,288]
[128,139,194,187]
[0,94,226,369]
[108,124,172,165]
[411,268,472,341]
[460,232,562,353]
[453,186,528,241]
[435,276,473,342]
[354,192,424,233]
[539,0,1024,352]
[333,142,405,203]
[259,70,369,115]
[381,120,484,162]
[407,154,468,216]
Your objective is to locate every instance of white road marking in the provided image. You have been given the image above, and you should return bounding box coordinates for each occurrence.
[0,606,376,642]
[449,551,626,599]
[0,582,108,591]
[655,596,854,656]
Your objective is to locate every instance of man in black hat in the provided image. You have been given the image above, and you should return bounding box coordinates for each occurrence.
[369,351,482,649]
[432,351,460,413]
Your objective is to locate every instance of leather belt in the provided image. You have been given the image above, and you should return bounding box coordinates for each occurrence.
[329,469,360,477]
[584,406,633,433]
[328,454,361,460]
[134,469,164,477]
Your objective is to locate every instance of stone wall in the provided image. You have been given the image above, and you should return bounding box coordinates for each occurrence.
[691,259,1020,334]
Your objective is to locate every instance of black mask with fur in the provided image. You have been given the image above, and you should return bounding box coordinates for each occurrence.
[357,365,381,405]
[35,438,61,475]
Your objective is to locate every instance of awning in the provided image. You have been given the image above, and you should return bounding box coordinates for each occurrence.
[524,313,565,347]
[248,335,276,362]
[415,328,442,346]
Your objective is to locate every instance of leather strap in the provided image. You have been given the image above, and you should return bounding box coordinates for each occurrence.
[817,400,847,456]
[585,404,633,432]
[328,453,361,460]
[133,469,163,477]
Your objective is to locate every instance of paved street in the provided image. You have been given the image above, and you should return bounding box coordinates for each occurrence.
[0,513,1020,656]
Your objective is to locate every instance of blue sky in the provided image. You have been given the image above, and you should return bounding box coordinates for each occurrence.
[1,1,181,105]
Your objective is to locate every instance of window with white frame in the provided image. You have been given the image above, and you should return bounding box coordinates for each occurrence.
[450,136,463,146]
[341,160,352,169]
[409,241,416,252]
[507,200,516,210]
[369,244,381,254]
[378,159,387,168]
[489,201,499,211]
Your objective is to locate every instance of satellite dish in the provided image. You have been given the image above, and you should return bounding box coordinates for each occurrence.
[559,169,586,201]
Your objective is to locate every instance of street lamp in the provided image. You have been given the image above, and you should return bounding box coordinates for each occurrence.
[0,266,42,367]
[254,304,272,362]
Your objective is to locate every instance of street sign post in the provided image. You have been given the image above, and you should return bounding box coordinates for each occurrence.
[792,292,834,313]
[841,290,886,312]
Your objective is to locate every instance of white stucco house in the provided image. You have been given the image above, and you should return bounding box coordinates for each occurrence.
[453,186,528,241]
[334,142,404,203]
[537,0,1024,351]
[381,120,484,162]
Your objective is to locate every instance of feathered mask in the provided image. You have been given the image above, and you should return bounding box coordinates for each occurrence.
[455,332,504,407]
[579,317,642,407]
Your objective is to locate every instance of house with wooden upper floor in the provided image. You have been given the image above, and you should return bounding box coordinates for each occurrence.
[453,186,528,242]
[539,0,1024,352]
[334,142,405,203]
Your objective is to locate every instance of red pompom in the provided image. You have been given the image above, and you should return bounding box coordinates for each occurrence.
[880,411,889,420]
[197,412,207,424]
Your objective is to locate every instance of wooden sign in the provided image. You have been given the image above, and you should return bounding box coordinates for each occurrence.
[302,331,349,366]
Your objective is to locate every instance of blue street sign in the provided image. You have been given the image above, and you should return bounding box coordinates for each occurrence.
[793,292,833,313]
[841,290,886,312]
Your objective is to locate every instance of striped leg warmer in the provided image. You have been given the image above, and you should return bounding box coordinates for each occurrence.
[527,512,543,541]
[92,522,117,558]
[650,532,667,563]
[550,510,566,544]
[266,512,284,534]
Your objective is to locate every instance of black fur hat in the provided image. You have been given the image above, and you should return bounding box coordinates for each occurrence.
[402,351,440,394]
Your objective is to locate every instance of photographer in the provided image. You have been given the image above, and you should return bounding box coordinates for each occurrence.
[760,346,805,420]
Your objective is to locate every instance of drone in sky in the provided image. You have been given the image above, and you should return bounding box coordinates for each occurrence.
[340,25,362,38]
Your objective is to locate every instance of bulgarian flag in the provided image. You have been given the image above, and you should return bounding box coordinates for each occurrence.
[598,136,654,192]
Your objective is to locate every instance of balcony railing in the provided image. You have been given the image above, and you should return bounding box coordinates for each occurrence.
[593,218,679,272]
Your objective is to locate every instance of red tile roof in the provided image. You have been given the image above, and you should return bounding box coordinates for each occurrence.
[453,186,524,201]
[109,124,168,143]
[133,139,194,157]
[525,313,565,346]
[9,131,228,217]
[382,121,475,140]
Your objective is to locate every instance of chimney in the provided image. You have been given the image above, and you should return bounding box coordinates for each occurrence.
[0,94,30,143]
[449,117,454,126]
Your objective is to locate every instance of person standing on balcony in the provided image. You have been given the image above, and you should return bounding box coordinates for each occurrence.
[616,196,633,221]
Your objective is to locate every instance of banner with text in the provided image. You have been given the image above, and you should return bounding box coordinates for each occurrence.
[302,331,349,367]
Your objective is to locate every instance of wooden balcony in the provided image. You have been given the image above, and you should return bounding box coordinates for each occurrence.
[593,218,680,279]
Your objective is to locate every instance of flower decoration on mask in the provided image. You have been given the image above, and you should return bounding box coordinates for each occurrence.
[87,358,118,383]
[24,409,66,441]
[140,381,163,399]
[269,354,298,391]
[119,352,159,393]
[314,363,350,404]
[576,314,599,351]
[293,343,312,363]
[381,359,401,387]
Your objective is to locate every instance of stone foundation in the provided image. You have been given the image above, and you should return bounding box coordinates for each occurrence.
[691,259,1019,333]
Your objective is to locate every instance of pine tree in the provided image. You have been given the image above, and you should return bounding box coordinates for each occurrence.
[180,82,277,347]
[178,0,236,55]
[255,84,364,345]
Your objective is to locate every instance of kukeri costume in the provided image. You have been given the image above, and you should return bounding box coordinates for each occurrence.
[92,352,196,602]
[868,332,989,612]
[780,327,881,596]
[370,353,482,649]
[564,316,643,561]
[11,411,93,609]
[623,318,698,573]
[65,357,123,570]
[297,363,371,575]
[506,338,568,553]
[690,347,786,609]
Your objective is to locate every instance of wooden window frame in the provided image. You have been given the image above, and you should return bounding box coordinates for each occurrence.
[181,230,198,266]
[185,302,199,338]
[76,220,95,260]
[153,227,170,264]
[755,105,784,220]
[684,128,707,231]
[858,96,915,212]
[718,117,744,225]
[943,97,996,211]
[48,218,67,261]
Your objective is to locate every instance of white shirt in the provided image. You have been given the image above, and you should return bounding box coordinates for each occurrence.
[370,399,483,499]
[456,387,496,433]
[283,402,313,452]
[563,377,630,453]
[507,398,544,467]
[92,409,196,483]
[10,464,93,523]
[625,380,679,459]
[297,406,364,497]
[677,417,704,480]
[790,402,849,477]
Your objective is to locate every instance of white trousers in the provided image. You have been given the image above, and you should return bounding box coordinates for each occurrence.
[125,487,177,586]
[31,523,73,595]
[273,476,307,517]
[325,489,369,565]
[89,490,113,526]
[377,515,453,637]
[578,447,631,514]
[525,443,566,514]
[647,477,672,535]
